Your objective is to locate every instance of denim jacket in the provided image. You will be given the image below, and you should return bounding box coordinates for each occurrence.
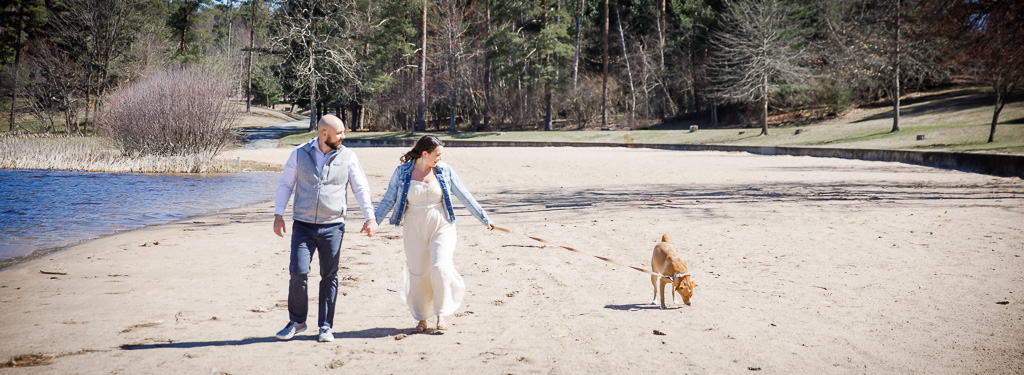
[375,160,492,226]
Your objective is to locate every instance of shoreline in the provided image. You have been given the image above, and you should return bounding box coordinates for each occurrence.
[0,169,279,271]
[0,198,277,272]
[2,146,1023,373]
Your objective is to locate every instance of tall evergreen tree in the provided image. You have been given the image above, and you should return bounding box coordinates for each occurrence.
[486,1,572,129]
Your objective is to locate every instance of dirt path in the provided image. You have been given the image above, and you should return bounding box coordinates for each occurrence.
[2,147,1022,373]
[238,118,310,150]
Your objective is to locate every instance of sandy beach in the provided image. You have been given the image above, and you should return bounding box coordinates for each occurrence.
[2,145,1022,374]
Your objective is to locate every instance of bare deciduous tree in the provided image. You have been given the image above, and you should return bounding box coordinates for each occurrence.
[48,0,144,132]
[939,0,1024,143]
[433,0,475,133]
[708,0,808,136]
[272,0,358,131]
[821,0,946,123]
[417,0,427,132]
[22,42,83,133]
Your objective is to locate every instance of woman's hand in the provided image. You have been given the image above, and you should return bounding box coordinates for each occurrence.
[485,223,495,231]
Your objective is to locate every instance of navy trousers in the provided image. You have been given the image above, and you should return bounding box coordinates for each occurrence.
[288,220,345,329]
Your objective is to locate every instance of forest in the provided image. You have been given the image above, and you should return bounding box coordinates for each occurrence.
[1,0,1021,140]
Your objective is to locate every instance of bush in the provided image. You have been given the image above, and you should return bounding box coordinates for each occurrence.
[560,75,619,130]
[100,67,240,158]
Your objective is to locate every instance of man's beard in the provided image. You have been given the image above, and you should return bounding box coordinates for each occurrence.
[325,138,341,150]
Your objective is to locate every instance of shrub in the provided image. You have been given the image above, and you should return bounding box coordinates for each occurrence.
[100,67,240,158]
[560,75,617,130]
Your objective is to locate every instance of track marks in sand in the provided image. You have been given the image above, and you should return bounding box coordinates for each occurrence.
[2,349,109,368]
[119,320,163,334]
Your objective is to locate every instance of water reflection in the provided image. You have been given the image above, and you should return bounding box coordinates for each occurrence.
[0,169,277,269]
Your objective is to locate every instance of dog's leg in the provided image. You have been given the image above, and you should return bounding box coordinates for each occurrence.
[650,275,659,305]
[659,278,668,309]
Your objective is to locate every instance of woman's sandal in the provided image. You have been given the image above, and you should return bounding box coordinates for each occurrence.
[436,319,448,331]
[413,320,428,333]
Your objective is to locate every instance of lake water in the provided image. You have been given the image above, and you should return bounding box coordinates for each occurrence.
[0,169,278,269]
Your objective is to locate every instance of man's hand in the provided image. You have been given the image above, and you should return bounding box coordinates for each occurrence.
[360,220,377,237]
[273,214,287,237]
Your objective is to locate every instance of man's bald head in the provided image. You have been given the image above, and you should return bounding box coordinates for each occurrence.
[318,114,345,132]
[317,114,346,151]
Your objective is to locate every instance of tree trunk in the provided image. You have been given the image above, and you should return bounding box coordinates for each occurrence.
[542,0,552,131]
[83,70,93,133]
[572,0,583,87]
[247,0,255,113]
[352,99,360,132]
[8,0,25,132]
[481,0,491,130]
[180,0,190,56]
[449,12,457,135]
[891,0,901,132]
[308,43,317,131]
[601,0,609,128]
[616,4,635,125]
[657,0,671,115]
[989,86,1006,143]
[711,101,718,125]
[226,1,232,63]
[543,89,553,131]
[361,4,370,131]
[358,104,365,130]
[449,92,457,133]
[416,0,427,132]
[659,0,666,67]
[689,33,698,112]
[760,75,769,136]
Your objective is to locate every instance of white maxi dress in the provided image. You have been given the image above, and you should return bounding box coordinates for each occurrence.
[401,179,465,321]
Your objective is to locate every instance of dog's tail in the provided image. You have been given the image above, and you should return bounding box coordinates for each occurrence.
[661,233,671,243]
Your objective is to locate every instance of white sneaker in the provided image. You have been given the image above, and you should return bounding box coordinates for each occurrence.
[275,321,307,340]
[318,326,334,342]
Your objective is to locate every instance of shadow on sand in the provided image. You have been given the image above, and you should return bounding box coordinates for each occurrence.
[120,327,408,350]
[481,177,1024,222]
[604,303,677,311]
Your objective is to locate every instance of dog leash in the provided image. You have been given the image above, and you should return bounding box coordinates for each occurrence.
[492,225,688,281]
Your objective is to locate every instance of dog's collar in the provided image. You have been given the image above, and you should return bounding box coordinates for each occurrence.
[664,272,690,281]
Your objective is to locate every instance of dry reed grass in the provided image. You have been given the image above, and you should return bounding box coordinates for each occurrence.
[0,137,233,173]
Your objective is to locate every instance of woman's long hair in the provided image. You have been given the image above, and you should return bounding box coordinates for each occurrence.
[400,135,445,163]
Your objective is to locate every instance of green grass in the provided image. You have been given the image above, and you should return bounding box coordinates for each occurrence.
[8,88,1020,155]
[279,88,1024,154]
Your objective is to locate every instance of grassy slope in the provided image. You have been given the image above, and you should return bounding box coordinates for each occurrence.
[281,88,1024,154]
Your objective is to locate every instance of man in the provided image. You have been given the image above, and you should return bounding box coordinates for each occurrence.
[272,114,377,342]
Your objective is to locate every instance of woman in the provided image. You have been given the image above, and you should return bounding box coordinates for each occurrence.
[375,135,495,333]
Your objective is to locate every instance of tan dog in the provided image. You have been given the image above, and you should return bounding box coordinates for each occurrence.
[650,233,696,308]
